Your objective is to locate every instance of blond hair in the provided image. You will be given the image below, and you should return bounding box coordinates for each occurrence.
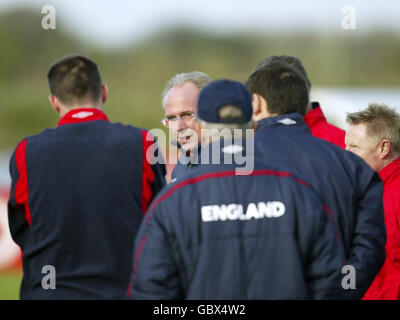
[346,103,400,153]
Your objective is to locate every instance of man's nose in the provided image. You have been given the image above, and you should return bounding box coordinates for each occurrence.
[175,118,187,131]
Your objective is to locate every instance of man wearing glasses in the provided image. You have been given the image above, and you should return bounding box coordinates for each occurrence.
[161,71,211,182]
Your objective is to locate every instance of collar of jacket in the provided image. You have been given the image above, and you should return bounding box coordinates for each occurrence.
[57,108,110,127]
[256,112,311,134]
[379,156,400,184]
[303,102,326,127]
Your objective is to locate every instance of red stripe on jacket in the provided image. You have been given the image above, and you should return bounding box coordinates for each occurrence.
[126,235,147,299]
[144,169,310,226]
[14,139,31,225]
[141,130,155,214]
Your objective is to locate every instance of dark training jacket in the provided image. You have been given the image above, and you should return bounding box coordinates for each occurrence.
[128,140,346,300]
[170,143,201,182]
[254,113,386,299]
[8,108,166,299]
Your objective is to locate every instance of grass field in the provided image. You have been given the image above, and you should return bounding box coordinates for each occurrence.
[0,271,22,300]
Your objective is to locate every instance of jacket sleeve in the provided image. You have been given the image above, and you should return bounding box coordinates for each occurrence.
[345,162,386,299]
[8,140,30,248]
[305,204,346,300]
[127,202,183,300]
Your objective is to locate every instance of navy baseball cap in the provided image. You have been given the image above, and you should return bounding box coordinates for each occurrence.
[197,79,252,124]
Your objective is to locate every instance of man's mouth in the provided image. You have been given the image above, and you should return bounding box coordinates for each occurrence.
[176,128,199,147]
[178,135,192,143]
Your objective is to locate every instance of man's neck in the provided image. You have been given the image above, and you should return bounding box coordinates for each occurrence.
[378,153,400,172]
[384,153,400,169]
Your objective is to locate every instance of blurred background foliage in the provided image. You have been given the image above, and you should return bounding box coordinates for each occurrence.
[1,8,400,149]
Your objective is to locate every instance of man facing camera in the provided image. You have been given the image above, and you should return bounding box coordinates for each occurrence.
[161,71,211,181]
[346,104,400,300]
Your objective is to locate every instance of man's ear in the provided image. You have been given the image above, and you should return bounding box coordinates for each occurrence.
[251,94,261,118]
[48,95,61,114]
[251,93,269,121]
[101,84,109,104]
[379,139,391,159]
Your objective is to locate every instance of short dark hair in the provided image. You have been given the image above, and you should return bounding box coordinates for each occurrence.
[246,65,309,116]
[47,54,102,105]
[250,55,311,92]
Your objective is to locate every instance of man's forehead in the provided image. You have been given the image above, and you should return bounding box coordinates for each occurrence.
[164,83,199,114]
[165,82,200,99]
[346,123,375,147]
[347,123,368,137]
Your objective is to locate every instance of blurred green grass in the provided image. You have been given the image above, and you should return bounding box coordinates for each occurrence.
[0,271,22,300]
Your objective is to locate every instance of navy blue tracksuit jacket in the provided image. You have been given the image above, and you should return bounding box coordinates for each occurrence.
[8,108,166,299]
[128,140,346,299]
[254,113,386,299]
[170,143,201,182]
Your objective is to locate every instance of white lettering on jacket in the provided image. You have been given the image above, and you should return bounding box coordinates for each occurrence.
[201,202,286,222]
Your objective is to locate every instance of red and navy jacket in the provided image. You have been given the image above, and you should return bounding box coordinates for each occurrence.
[128,140,346,300]
[255,113,386,299]
[304,102,346,148]
[8,108,166,299]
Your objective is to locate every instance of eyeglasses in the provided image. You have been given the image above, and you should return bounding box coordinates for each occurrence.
[161,112,196,127]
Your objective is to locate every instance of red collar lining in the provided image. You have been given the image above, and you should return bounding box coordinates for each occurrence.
[57,108,109,126]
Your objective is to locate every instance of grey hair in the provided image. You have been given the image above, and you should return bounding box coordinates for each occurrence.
[161,71,211,109]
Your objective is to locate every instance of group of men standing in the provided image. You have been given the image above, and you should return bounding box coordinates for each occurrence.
[7,53,400,300]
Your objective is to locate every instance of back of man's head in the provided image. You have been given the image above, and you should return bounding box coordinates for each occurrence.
[198,80,252,126]
[250,55,311,92]
[197,79,253,143]
[246,64,309,116]
[47,54,102,106]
